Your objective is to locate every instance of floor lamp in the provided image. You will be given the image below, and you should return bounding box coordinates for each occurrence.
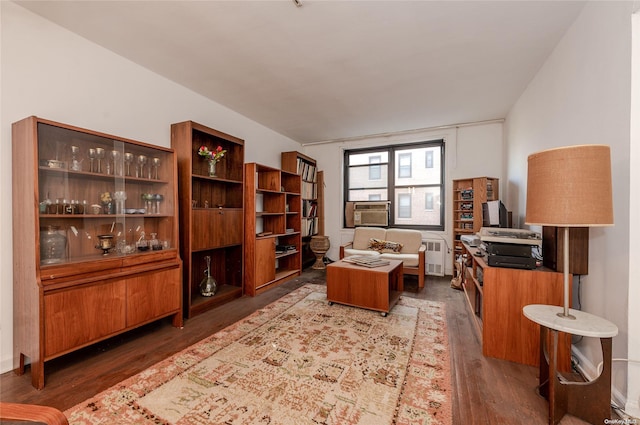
[525,144,614,319]
[523,144,618,425]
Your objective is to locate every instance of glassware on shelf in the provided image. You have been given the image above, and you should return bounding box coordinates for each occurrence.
[113,191,127,215]
[110,150,121,176]
[141,193,153,213]
[40,225,67,264]
[95,234,114,255]
[149,233,160,250]
[137,154,147,178]
[151,157,161,180]
[153,194,164,214]
[95,147,105,174]
[70,145,82,171]
[39,193,52,214]
[136,231,149,251]
[87,148,96,173]
[199,255,217,297]
[124,152,134,176]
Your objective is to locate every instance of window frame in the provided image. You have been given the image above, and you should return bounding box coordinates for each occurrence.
[343,140,445,230]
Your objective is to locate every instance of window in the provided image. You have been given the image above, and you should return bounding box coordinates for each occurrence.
[425,193,434,210]
[369,155,381,180]
[398,153,412,178]
[425,151,434,168]
[344,140,444,230]
[398,193,412,218]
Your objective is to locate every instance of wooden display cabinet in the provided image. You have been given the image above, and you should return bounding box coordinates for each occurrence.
[281,151,323,269]
[452,177,499,270]
[12,116,182,389]
[244,163,302,296]
[171,121,245,318]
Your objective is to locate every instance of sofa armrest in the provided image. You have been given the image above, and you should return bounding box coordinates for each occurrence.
[0,402,68,425]
[339,242,353,259]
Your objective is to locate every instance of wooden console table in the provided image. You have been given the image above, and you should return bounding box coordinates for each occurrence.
[326,259,403,316]
[461,243,571,370]
[523,304,618,425]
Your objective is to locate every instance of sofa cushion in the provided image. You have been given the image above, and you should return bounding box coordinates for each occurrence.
[352,227,387,250]
[385,228,423,254]
[368,238,403,253]
[343,248,381,258]
[379,252,420,267]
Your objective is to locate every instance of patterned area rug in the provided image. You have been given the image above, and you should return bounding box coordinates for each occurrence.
[65,284,452,424]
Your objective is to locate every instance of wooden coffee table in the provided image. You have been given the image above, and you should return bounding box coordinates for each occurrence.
[326,259,403,316]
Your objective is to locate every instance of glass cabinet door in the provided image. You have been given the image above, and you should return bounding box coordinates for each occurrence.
[36,122,175,269]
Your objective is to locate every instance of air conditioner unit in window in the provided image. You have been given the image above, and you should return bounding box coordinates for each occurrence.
[353,201,390,226]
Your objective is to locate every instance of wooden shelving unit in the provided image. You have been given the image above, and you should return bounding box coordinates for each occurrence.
[281,151,323,268]
[460,242,571,371]
[12,116,182,388]
[244,162,302,296]
[452,177,499,270]
[171,121,244,318]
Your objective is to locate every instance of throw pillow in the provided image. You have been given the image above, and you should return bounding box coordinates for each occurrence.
[368,238,403,253]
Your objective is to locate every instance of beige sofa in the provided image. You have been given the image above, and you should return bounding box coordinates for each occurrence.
[339,227,426,289]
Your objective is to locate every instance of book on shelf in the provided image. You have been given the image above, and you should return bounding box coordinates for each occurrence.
[301,217,318,237]
[296,158,317,183]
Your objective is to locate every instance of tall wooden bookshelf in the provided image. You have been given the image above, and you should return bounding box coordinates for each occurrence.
[171,121,245,318]
[281,151,323,268]
[452,177,499,270]
[244,163,302,296]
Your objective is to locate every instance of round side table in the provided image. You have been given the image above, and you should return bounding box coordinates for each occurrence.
[523,304,618,425]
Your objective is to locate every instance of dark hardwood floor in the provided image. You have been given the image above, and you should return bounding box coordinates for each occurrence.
[0,268,609,424]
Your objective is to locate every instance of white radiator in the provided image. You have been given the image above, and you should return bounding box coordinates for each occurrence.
[424,239,445,276]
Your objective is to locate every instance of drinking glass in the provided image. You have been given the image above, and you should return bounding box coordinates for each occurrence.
[151,157,161,180]
[153,194,164,215]
[141,193,154,213]
[70,145,82,171]
[113,191,127,215]
[95,147,105,174]
[137,155,147,178]
[110,150,121,176]
[87,148,96,173]
[123,152,133,176]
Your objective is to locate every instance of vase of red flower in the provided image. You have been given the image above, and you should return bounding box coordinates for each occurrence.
[198,145,227,177]
[207,160,217,177]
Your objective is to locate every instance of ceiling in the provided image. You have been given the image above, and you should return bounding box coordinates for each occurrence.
[15,1,585,143]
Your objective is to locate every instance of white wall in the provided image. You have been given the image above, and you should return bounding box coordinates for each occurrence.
[303,120,504,274]
[628,9,640,420]
[505,1,637,416]
[0,2,301,374]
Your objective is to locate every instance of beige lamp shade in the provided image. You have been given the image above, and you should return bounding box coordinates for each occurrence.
[525,145,614,227]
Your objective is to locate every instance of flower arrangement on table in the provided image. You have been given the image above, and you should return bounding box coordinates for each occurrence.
[198,145,227,177]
